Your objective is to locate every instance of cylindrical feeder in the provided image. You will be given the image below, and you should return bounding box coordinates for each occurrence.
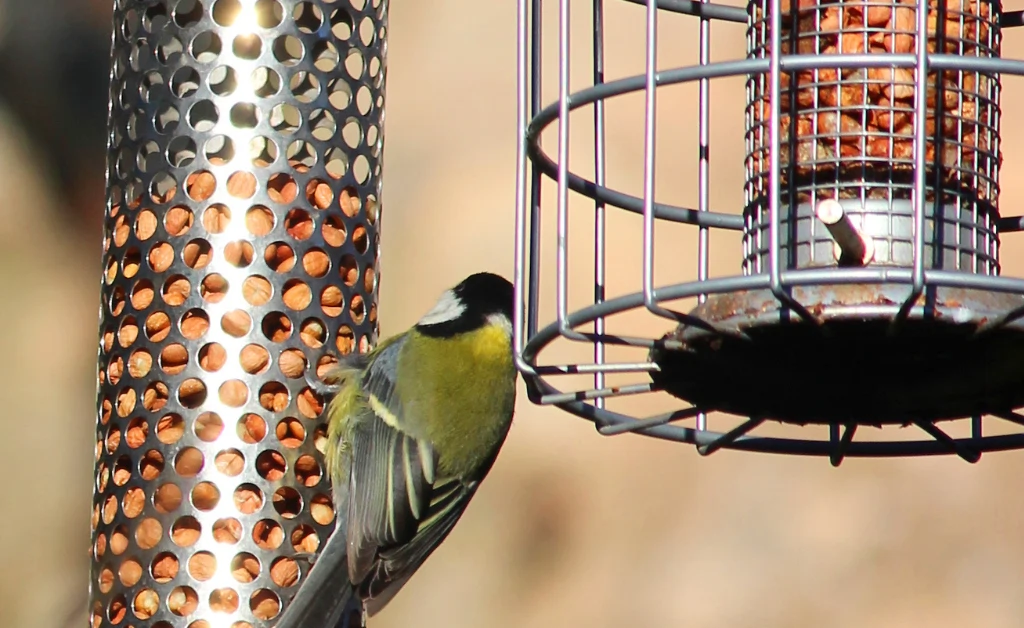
[515,0,1024,462]
[743,0,1000,274]
[91,1,385,626]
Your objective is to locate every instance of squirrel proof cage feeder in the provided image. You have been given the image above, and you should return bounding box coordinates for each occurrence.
[91,1,384,627]
[514,0,1024,463]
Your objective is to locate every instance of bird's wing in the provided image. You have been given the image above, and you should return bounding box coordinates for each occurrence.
[345,336,435,573]
[358,334,421,432]
[361,476,478,616]
[344,335,479,614]
[346,412,435,578]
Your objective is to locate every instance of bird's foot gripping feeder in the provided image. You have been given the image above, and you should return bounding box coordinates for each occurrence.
[515,0,1024,463]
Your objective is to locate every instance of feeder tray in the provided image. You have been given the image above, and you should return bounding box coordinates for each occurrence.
[651,284,1024,425]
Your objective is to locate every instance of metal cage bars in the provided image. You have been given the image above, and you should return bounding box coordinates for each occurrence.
[514,0,1024,463]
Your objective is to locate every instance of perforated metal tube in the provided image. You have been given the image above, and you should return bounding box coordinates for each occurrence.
[91,1,386,625]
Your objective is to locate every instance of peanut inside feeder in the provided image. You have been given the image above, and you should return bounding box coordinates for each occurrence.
[748,0,998,204]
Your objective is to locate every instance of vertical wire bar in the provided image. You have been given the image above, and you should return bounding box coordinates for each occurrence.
[640,2,714,329]
[557,0,587,341]
[529,0,544,342]
[696,0,710,431]
[766,0,783,297]
[970,64,979,274]
[514,0,533,373]
[641,0,666,318]
[991,7,1001,275]
[742,10,758,277]
[765,0,816,322]
[593,0,608,409]
[636,1,738,345]
[759,8,767,278]
[895,0,931,324]
[696,7,711,300]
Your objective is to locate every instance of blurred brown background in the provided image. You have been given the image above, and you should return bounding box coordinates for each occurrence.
[7,1,1024,627]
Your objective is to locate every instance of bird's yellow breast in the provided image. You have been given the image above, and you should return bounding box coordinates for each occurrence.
[399,323,516,478]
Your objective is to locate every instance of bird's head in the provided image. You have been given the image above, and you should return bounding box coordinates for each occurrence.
[415,272,514,338]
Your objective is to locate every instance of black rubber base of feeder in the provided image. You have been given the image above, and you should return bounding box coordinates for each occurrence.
[650,284,1024,425]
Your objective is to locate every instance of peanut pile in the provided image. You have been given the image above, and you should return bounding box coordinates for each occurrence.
[747,0,999,201]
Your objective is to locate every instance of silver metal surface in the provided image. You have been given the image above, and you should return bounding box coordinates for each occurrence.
[92,1,386,626]
[514,0,1024,462]
[592,0,607,410]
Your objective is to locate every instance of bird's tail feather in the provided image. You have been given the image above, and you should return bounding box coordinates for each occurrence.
[273,526,363,628]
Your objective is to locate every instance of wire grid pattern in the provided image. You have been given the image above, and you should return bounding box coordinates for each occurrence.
[743,0,1001,274]
[514,0,1024,461]
[91,1,385,626]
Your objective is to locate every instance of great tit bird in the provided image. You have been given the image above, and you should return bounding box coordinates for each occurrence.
[274,272,518,628]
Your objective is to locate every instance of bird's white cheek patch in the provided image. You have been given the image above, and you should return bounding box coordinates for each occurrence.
[418,289,465,325]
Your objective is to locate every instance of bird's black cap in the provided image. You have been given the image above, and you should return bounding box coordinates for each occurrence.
[415,272,514,337]
[453,272,514,319]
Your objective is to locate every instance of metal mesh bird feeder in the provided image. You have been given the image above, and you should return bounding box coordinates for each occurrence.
[91,1,384,626]
[515,0,1024,463]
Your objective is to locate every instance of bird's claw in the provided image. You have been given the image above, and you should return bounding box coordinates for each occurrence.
[304,370,342,398]
[293,551,320,569]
